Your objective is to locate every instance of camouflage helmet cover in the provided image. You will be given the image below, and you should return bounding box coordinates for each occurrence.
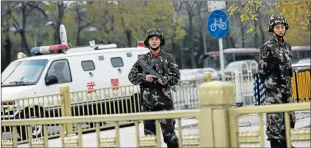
[268,16,289,32]
[144,28,165,47]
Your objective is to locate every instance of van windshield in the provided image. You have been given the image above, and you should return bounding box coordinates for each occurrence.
[2,59,49,87]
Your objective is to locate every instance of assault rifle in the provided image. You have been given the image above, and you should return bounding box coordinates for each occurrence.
[137,59,176,92]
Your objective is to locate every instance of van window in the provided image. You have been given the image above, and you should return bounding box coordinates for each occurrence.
[110,57,124,67]
[81,60,95,71]
[2,60,48,87]
[46,60,72,84]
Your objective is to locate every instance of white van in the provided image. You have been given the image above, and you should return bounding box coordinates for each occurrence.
[1,24,150,139]
[3,45,147,93]
[1,41,149,139]
[2,44,149,108]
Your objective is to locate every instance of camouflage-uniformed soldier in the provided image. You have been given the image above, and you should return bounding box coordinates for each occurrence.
[128,28,180,148]
[258,16,296,148]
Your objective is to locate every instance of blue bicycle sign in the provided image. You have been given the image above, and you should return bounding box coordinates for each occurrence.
[206,10,230,39]
[210,18,227,32]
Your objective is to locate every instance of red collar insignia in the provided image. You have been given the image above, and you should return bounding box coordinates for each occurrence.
[149,51,161,57]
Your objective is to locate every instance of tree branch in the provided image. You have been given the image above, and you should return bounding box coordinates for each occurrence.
[173,1,183,12]
[29,4,48,19]
[11,16,21,31]
[79,22,91,31]
[191,1,197,10]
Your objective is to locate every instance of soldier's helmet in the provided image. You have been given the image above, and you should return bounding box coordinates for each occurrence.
[144,28,165,47]
[268,16,289,32]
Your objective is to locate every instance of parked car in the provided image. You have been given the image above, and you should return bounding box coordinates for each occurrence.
[180,68,220,80]
[292,58,310,71]
[196,68,221,80]
[222,60,258,77]
[297,58,310,64]
[180,69,197,80]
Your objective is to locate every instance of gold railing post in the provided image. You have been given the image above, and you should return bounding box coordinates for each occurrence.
[198,81,235,147]
[203,72,212,82]
[60,86,73,135]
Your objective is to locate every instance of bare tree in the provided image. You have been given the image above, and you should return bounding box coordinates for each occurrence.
[183,1,198,68]
[74,2,93,45]
[52,1,66,44]
[172,1,184,68]
[1,2,19,70]
[8,2,47,55]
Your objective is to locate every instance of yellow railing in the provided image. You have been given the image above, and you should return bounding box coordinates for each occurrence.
[2,102,310,147]
[1,93,63,142]
[1,79,206,143]
[229,102,311,147]
[1,77,310,147]
[1,110,200,147]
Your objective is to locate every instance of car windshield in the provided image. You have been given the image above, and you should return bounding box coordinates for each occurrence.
[2,59,49,87]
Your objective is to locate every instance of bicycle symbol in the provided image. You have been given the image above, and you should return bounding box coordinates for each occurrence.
[210,18,227,32]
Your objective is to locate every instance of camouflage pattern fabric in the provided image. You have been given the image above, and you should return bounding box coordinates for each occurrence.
[128,51,180,148]
[258,36,296,141]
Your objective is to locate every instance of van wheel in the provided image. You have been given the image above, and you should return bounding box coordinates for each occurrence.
[17,108,45,141]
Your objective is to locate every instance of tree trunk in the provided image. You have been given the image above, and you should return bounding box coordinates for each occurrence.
[119,6,132,47]
[197,3,206,68]
[253,19,258,48]
[2,27,12,71]
[125,30,132,47]
[240,19,245,48]
[188,12,195,68]
[76,28,81,46]
[54,2,65,44]
[20,2,30,55]
[20,30,30,55]
[76,4,81,46]
[259,22,265,46]
[230,36,235,48]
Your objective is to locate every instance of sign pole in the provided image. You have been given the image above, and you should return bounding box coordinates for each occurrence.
[219,38,225,81]
[206,9,229,81]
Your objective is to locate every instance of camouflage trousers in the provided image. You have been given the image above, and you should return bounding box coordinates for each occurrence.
[142,88,179,148]
[265,86,296,141]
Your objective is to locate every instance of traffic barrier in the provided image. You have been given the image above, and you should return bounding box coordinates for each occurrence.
[253,70,311,104]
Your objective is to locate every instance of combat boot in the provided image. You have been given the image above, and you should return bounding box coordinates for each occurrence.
[270,139,295,148]
[167,143,178,148]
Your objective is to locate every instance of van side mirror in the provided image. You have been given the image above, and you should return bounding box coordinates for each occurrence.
[45,75,58,85]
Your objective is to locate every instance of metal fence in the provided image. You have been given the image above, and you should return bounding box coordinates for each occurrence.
[229,103,310,147]
[2,81,310,147]
[2,64,310,144]
[1,93,63,143]
[1,79,205,144]
[224,62,311,106]
[172,79,205,109]
[253,69,311,105]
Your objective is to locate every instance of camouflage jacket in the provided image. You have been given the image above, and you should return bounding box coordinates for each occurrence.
[258,36,293,84]
[128,51,180,89]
